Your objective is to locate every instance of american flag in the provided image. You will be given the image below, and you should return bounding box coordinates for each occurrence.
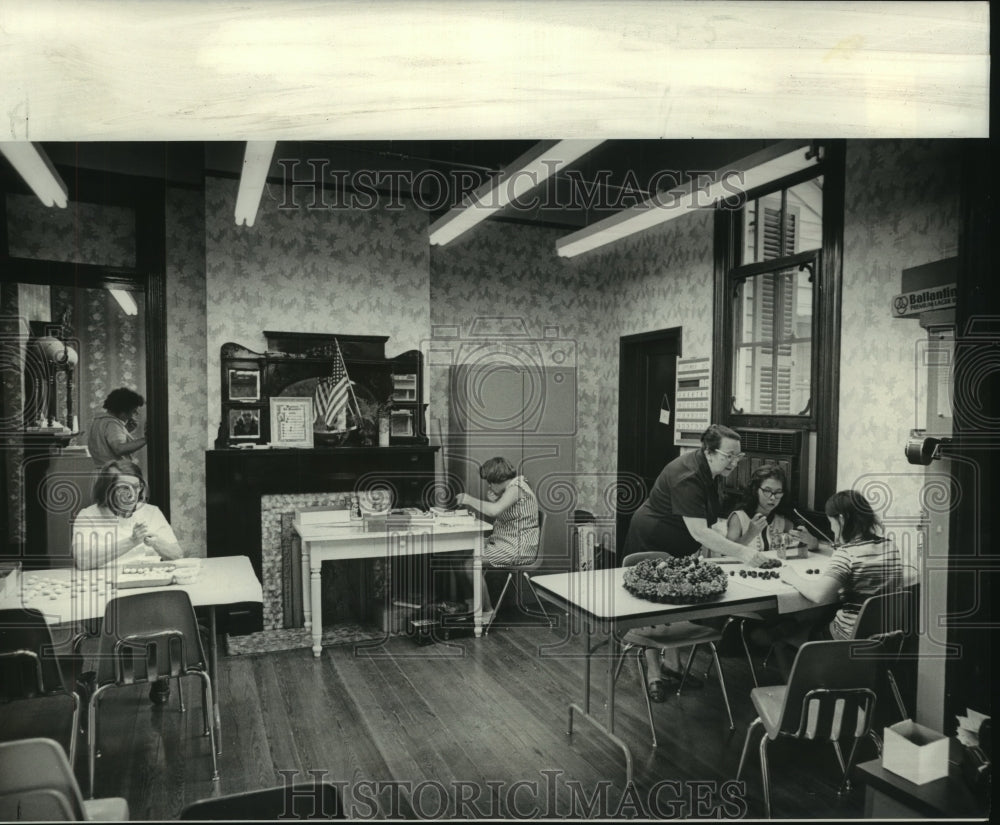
[314,342,355,431]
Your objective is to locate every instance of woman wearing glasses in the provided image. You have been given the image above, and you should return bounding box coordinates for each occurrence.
[623,424,769,565]
[623,425,771,701]
[726,464,798,553]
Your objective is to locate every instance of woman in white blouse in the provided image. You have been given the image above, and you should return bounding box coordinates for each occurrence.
[73,460,183,570]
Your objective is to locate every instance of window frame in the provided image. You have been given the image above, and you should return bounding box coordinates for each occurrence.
[712,142,845,508]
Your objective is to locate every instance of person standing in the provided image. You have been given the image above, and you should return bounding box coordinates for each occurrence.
[624,424,768,564]
[87,387,147,467]
[622,424,768,701]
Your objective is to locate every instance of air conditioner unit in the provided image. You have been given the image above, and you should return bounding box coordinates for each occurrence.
[725,427,809,506]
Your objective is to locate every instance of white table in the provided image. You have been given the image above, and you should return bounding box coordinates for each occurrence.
[293,517,490,657]
[0,556,263,752]
[530,554,835,784]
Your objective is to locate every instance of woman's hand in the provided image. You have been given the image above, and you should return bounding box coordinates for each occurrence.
[132,522,153,546]
[745,550,770,568]
[747,513,768,537]
[455,493,468,508]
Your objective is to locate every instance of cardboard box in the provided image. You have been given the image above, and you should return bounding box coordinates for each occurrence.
[882,720,950,784]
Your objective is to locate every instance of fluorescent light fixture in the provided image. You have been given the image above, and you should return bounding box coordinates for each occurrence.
[555,140,819,258]
[109,289,139,316]
[0,142,68,208]
[429,139,603,246]
[234,140,276,226]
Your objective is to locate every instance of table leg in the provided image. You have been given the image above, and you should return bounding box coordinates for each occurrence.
[301,539,312,630]
[473,550,483,638]
[566,624,633,785]
[310,560,323,657]
[209,606,222,755]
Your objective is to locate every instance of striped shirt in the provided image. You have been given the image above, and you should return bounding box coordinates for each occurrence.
[484,476,539,566]
[822,538,903,639]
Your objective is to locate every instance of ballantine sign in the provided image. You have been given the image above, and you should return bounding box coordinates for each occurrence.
[891,283,958,318]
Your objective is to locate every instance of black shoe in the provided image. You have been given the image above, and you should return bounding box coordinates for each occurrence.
[149,680,171,705]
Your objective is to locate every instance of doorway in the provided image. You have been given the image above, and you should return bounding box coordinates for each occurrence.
[616,328,682,552]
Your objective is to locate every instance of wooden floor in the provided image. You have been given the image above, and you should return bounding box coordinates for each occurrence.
[2,612,874,820]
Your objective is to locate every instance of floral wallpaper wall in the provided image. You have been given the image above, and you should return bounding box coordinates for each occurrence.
[165,187,208,555]
[5,193,135,266]
[429,221,608,515]
[204,176,431,446]
[839,140,960,525]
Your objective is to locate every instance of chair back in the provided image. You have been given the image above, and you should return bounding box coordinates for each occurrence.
[852,589,914,656]
[0,608,69,701]
[95,590,206,686]
[622,551,671,568]
[180,782,345,820]
[0,737,86,821]
[777,639,884,741]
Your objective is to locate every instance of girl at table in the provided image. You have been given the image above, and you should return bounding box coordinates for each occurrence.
[455,456,539,614]
[757,489,903,676]
[71,459,185,704]
[72,460,184,571]
[726,464,798,553]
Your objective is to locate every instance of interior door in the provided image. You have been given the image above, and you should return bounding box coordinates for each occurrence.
[617,329,682,551]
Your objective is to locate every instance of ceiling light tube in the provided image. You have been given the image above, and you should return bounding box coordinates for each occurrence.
[109,289,139,316]
[429,139,603,246]
[555,140,818,258]
[234,140,277,227]
[0,142,69,208]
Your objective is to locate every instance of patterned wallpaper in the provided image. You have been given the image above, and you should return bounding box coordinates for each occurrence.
[5,193,135,266]
[204,175,430,447]
[429,220,608,515]
[165,186,208,555]
[838,139,960,523]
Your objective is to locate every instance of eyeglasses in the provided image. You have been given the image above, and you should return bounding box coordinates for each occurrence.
[759,488,784,498]
[715,449,746,463]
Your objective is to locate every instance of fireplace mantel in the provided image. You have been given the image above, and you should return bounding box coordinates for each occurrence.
[205,445,439,633]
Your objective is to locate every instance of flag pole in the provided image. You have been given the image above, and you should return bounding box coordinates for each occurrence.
[335,338,363,429]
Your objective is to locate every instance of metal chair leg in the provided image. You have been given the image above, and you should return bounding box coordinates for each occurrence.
[832,739,847,775]
[737,717,763,779]
[709,643,735,730]
[68,691,80,769]
[199,671,220,781]
[739,618,760,687]
[521,573,553,625]
[887,669,909,720]
[869,729,883,756]
[177,675,185,712]
[676,645,698,695]
[612,642,633,683]
[636,648,657,747]
[484,573,514,636]
[759,734,772,819]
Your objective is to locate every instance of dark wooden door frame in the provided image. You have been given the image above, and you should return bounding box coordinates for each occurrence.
[0,166,170,517]
[616,327,683,551]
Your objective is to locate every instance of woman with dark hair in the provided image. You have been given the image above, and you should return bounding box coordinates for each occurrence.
[726,464,797,554]
[751,489,904,677]
[87,387,147,466]
[455,456,539,614]
[72,459,183,571]
[780,489,903,640]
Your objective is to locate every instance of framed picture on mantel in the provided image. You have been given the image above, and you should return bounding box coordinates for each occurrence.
[269,397,314,448]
